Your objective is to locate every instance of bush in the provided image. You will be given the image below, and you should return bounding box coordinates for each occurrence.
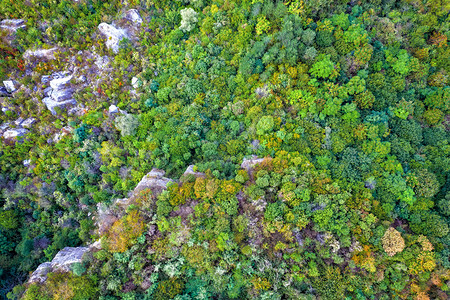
[179,8,198,32]
[115,114,140,137]
[382,227,405,256]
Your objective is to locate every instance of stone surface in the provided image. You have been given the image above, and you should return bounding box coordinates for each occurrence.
[49,75,72,90]
[0,19,26,31]
[134,168,173,193]
[98,23,128,54]
[123,9,143,25]
[51,87,75,102]
[3,80,17,93]
[28,262,52,284]
[51,247,89,272]
[131,77,142,89]
[183,165,205,178]
[14,117,24,126]
[21,118,36,128]
[28,247,89,284]
[241,156,265,170]
[23,48,58,60]
[0,86,10,97]
[42,97,76,115]
[42,74,76,114]
[3,128,27,139]
[108,104,118,114]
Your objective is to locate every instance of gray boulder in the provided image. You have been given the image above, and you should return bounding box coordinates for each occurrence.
[183,165,205,178]
[28,247,89,284]
[42,74,76,114]
[241,156,265,170]
[123,9,143,25]
[3,80,18,93]
[23,48,58,61]
[98,23,128,54]
[28,262,52,284]
[134,168,173,193]
[0,19,26,32]
[21,118,36,128]
[3,128,27,139]
[51,247,89,272]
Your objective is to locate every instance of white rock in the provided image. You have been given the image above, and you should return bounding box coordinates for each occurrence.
[108,105,118,114]
[14,117,24,126]
[23,48,58,60]
[50,75,72,90]
[0,19,26,32]
[134,168,173,193]
[241,156,265,170]
[3,80,17,93]
[23,159,31,167]
[42,97,76,115]
[51,247,89,272]
[131,77,142,89]
[51,88,74,102]
[41,75,51,83]
[183,165,205,177]
[21,118,36,128]
[98,23,128,54]
[28,262,52,284]
[123,9,143,25]
[3,128,27,139]
[94,55,110,70]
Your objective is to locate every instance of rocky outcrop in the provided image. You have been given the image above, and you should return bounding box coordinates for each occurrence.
[0,19,26,45]
[98,23,128,54]
[26,158,263,285]
[183,165,205,178]
[42,73,76,115]
[28,247,89,284]
[23,48,58,61]
[3,80,18,93]
[98,9,143,53]
[2,128,28,140]
[123,9,143,25]
[241,155,265,170]
[133,168,173,194]
[0,19,26,32]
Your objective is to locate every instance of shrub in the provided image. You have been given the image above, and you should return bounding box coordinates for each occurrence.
[179,8,198,32]
[382,227,405,256]
[115,114,140,137]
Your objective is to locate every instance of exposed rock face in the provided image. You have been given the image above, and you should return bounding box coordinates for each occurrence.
[241,155,265,170]
[123,9,143,25]
[28,262,52,284]
[3,128,28,140]
[21,118,35,128]
[0,19,26,31]
[98,23,128,54]
[134,168,173,194]
[51,247,89,272]
[42,73,76,115]
[3,80,18,93]
[0,19,26,45]
[23,48,58,61]
[0,86,10,97]
[108,105,119,114]
[28,247,89,284]
[183,165,205,178]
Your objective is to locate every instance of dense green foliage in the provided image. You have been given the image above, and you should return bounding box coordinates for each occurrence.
[0,0,449,299]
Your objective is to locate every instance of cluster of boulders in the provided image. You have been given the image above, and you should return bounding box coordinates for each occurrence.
[26,157,265,285]
[41,72,77,115]
[97,9,143,53]
[29,247,90,284]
